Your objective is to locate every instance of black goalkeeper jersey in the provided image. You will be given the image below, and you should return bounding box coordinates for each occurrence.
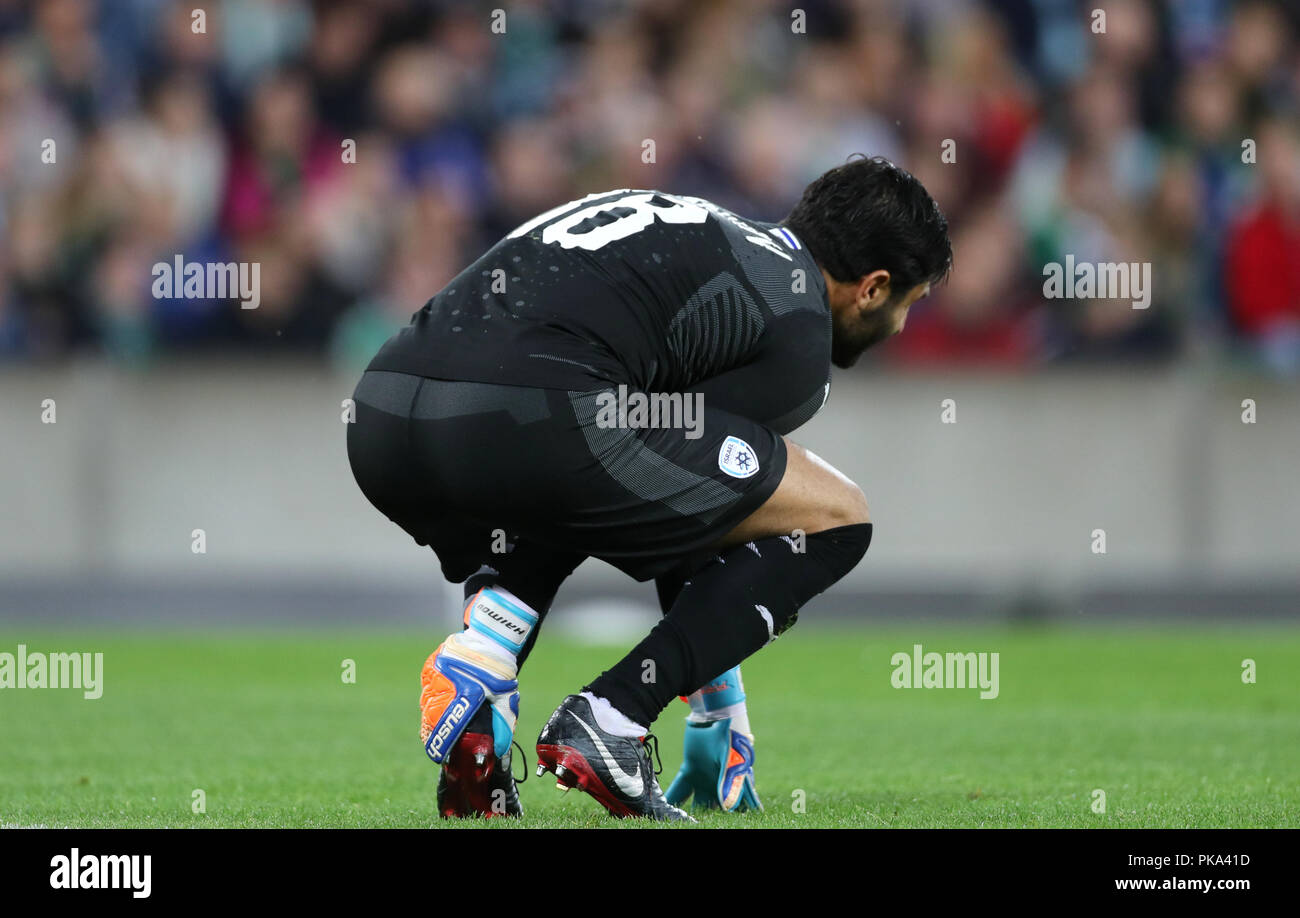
[367,189,833,435]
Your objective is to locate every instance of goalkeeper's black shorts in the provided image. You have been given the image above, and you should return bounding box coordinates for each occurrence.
[346,370,787,582]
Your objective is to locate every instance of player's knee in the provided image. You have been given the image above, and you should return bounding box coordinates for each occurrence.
[839,482,870,527]
[811,480,869,532]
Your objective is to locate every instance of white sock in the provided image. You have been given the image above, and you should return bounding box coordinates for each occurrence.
[581,691,647,738]
[687,699,752,738]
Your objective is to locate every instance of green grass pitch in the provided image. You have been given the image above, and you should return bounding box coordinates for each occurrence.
[2,626,1296,828]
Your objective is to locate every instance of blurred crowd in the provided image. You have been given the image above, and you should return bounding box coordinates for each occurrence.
[1,0,1298,373]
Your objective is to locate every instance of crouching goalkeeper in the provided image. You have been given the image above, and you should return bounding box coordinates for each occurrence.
[347,158,951,820]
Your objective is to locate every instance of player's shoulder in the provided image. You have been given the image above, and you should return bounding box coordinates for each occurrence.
[672,197,821,279]
[686,203,827,318]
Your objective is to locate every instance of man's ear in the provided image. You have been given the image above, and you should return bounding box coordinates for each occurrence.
[857,269,893,312]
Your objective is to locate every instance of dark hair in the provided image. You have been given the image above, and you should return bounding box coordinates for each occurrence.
[784,155,952,292]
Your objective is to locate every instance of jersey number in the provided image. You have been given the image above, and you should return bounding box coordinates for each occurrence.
[508,191,709,251]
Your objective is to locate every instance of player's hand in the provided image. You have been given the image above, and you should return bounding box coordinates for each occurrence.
[665,718,763,812]
[420,633,520,763]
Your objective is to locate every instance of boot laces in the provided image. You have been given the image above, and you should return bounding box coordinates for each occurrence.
[641,733,664,776]
[509,739,528,784]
